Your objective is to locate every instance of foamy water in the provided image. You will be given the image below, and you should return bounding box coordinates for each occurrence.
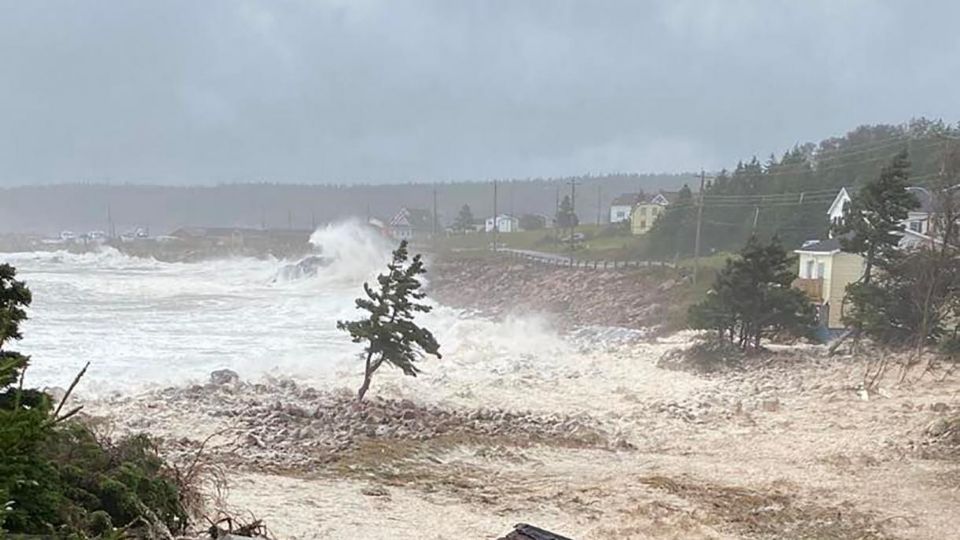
[4,222,575,395]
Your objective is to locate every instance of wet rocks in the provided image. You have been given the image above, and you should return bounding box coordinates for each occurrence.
[210,369,240,386]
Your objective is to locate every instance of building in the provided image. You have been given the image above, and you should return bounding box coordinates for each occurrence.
[485,214,520,233]
[609,193,642,223]
[794,238,865,329]
[797,185,934,329]
[827,186,933,242]
[388,208,434,241]
[630,192,675,235]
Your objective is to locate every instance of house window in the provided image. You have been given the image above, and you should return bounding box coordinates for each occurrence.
[805,260,815,279]
[909,220,922,233]
[616,211,625,219]
[640,220,647,229]
[640,207,647,216]
[816,262,825,278]
[651,207,659,215]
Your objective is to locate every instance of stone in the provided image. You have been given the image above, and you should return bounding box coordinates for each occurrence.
[761,398,780,412]
[210,369,240,386]
[931,402,950,413]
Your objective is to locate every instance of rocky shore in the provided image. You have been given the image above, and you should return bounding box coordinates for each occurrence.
[428,255,692,333]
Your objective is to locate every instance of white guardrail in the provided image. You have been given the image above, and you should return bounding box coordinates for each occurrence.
[500,248,675,269]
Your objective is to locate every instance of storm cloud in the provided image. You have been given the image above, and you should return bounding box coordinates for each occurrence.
[1,0,959,185]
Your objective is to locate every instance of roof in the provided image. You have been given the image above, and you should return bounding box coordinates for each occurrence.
[828,185,933,217]
[906,186,933,213]
[795,237,842,254]
[390,208,433,230]
[611,193,642,206]
[640,191,676,205]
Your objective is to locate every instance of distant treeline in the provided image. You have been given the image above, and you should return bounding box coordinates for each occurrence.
[0,173,688,236]
[647,118,960,257]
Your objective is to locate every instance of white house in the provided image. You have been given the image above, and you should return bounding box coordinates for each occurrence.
[609,193,642,223]
[798,185,936,329]
[485,214,520,233]
[826,185,933,243]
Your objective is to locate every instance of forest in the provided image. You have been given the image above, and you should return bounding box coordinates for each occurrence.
[646,118,960,257]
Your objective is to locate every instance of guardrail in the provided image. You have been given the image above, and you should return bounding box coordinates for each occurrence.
[500,248,675,270]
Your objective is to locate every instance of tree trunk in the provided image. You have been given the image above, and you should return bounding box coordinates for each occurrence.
[357,351,375,402]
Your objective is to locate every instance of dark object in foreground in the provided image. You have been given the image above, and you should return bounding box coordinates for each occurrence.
[499,523,575,540]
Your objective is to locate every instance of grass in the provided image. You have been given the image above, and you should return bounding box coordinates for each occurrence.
[435,224,657,261]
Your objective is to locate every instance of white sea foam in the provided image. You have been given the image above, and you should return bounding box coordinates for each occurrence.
[3,222,578,397]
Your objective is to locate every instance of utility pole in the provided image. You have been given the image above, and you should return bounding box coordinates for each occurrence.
[106,204,115,239]
[596,184,603,226]
[432,184,438,237]
[492,179,498,252]
[752,205,761,232]
[567,178,581,255]
[693,169,707,285]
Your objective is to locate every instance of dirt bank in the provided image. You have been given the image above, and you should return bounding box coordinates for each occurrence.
[429,256,693,333]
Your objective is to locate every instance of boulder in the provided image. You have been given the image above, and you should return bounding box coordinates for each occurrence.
[210,369,240,386]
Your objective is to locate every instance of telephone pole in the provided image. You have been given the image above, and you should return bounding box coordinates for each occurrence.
[596,184,603,226]
[567,178,581,254]
[492,179,498,252]
[432,185,438,237]
[693,169,707,285]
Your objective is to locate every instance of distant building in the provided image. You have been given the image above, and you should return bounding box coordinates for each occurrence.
[630,192,676,235]
[485,214,520,233]
[388,208,434,241]
[609,193,642,223]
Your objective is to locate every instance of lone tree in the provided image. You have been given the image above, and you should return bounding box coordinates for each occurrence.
[338,240,441,402]
[688,236,814,351]
[452,204,475,233]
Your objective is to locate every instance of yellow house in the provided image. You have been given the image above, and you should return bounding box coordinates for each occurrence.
[630,192,673,235]
[793,238,865,329]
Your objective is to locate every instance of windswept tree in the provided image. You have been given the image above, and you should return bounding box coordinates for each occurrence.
[338,241,441,402]
[689,236,814,351]
[452,204,475,233]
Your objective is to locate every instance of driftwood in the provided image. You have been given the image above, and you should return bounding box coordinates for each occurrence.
[499,523,575,540]
[827,329,855,356]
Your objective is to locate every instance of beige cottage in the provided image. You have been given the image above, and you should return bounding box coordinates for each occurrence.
[630,192,675,235]
[794,238,865,329]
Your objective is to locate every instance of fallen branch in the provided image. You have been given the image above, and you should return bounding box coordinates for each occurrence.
[54,361,90,418]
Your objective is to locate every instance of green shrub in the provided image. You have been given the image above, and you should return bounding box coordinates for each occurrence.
[0,263,188,537]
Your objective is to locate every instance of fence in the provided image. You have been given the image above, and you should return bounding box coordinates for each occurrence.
[500,248,675,270]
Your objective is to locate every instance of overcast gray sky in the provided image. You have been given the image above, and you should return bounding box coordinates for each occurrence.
[1,0,958,185]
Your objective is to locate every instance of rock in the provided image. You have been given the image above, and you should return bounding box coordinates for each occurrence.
[761,398,780,412]
[931,402,950,413]
[361,486,390,498]
[210,369,240,386]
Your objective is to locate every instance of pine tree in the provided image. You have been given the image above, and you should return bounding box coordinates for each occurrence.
[452,204,475,233]
[833,150,918,283]
[555,195,578,230]
[337,241,441,402]
[0,263,32,390]
[689,236,814,350]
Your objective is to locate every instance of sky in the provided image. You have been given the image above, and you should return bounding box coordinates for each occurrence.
[1,0,959,186]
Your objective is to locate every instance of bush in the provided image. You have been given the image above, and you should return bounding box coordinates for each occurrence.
[658,338,745,374]
[0,263,189,537]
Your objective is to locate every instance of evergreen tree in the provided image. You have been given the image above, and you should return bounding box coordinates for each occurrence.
[689,236,814,350]
[0,263,32,391]
[338,240,441,402]
[833,150,918,283]
[452,204,475,233]
[555,195,579,230]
